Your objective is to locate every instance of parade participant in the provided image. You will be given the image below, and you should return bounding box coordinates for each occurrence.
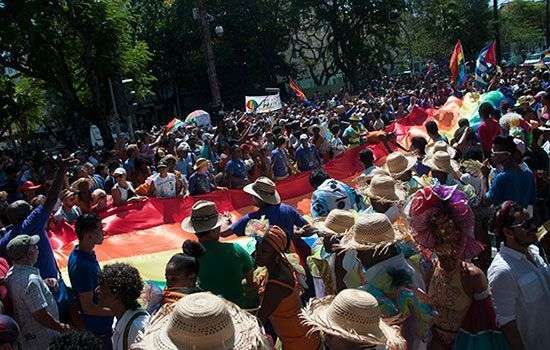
[91,189,108,213]
[6,235,70,349]
[295,134,321,172]
[410,136,431,176]
[71,178,93,213]
[254,226,320,349]
[68,214,114,349]
[425,120,448,144]
[342,113,364,147]
[226,177,315,265]
[188,158,219,195]
[488,201,550,350]
[133,292,268,350]
[271,137,291,181]
[17,181,41,203]
[110,168,140,206]
[482,136,536,208]
[383,152,416,183]
[53,189,82,223]
[181,201,254,308]
[309,169,366,219]
[0,157,71,280]
[310,209,358,295]
[225,146,248,189]
[301,289,406,350]
[175,143,195,179]
[97,263,149,350]
[364,175,406,222]
[477,102,502,158]
[359,148,376,177]
[409,185,505,350]
[147,162,181,198]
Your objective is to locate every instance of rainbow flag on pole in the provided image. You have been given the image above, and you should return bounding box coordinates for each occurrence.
[450,40,467,89]
[289,77,307,102]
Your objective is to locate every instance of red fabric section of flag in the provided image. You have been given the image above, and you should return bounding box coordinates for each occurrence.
[289,78,307,101]
[449,40,463,83]
[485,41,497,66]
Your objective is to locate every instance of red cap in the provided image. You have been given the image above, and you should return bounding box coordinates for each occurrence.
[18,181,41,192]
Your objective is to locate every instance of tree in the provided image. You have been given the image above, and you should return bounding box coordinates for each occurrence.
[0,0,154,146]
[405,0,492,63]
[0,74,46,145]
[500,0,545,54]
[295,0,407,90]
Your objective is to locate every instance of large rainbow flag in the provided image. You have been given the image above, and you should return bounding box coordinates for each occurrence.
[49,91,504,284]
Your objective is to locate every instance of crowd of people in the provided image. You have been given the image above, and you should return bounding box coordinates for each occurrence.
[0,65,549,349]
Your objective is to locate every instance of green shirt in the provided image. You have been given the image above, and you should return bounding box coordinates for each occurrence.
[197,240,254,307]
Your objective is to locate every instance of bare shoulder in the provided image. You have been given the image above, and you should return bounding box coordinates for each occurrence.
[463,262,487,293]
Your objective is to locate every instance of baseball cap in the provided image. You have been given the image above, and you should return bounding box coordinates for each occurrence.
[113,167,127,176]
[300,134,309,141]
[18,181,41,192]
[7,235,40,260]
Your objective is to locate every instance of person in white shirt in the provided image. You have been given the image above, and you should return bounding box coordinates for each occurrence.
[488,201,550,350]
[147,162,181,198]
[6,235,70,349]
[98,263,149,350]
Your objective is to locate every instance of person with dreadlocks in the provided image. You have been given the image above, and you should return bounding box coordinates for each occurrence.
[408,185,507,350]
[254,225,320,350]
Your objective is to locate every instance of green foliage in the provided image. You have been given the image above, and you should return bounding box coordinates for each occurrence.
[0,0,154,144]
[406,0,492,61]
[501,0,545,52]
[0,74,46,138]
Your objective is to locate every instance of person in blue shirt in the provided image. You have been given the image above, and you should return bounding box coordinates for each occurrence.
[295,134,321,172]
[225,146,248,189]
[0,158,71,280]
[68,214,114,349]
[271,137,290,180]
[482,136,536,208]
[222,177,315,261]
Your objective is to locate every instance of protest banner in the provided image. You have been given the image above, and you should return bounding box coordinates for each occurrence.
[245,93,282,113]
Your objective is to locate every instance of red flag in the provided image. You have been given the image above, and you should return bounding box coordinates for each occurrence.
[288,77,307,101]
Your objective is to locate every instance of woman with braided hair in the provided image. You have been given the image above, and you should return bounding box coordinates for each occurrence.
[254,225,320,350]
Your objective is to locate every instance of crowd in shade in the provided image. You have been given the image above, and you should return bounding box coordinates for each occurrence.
[0,64,549,350]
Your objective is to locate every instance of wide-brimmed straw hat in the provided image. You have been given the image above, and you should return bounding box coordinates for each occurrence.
[193,158,209,171]
[425,140,456,158]
[515,95,535,107]
[243,177,281,205]
[423,151,460,175]
[313,209,356,236]
[135,292,267,350]
[383,152,416,178]
[349,113,362,122]
[337,213,399,251]
[365,175,405,203]
[181,200,228,233]
[461,159,483,177]
[301,289,405,348]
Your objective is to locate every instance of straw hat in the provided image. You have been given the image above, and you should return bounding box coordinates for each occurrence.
[515,95,535,107]
[425,140,456,158]
[461,159,483,177]
[301,289,405,348]
[349,113,362,122]
[194,158,209,171]
[181,200,228,233]
[243,177,281,205]
[365,175,405,203]
[136,292,267,350]
[423,151,460,175]
[314,209,356,236]
[383,152,416,178]
[337,213,398,251]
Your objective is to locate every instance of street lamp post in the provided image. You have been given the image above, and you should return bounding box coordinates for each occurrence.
[197,0,223,113]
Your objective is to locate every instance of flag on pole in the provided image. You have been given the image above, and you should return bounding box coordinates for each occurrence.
[288,77,307,101]
[450,40,467,89]
[475,41,497,87]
